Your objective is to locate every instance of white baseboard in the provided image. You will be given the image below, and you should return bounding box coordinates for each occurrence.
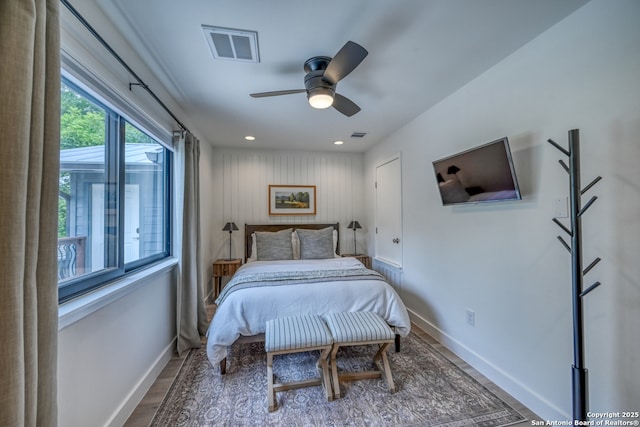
[106,337,177,427]
[407,308,569,422]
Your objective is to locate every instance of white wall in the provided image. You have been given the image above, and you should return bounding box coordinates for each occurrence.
[201,147,366,270]
[58,267,176,427]
[365,0,639,420]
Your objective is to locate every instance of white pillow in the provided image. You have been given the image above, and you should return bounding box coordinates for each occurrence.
[292,231,300,260]
[247,233,257,262]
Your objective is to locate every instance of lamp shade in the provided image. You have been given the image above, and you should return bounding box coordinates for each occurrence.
[447,165,460,175]
[222,222,239,232]
[347,221,362,230]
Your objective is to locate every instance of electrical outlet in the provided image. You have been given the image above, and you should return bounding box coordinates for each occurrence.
[466,309,475,327]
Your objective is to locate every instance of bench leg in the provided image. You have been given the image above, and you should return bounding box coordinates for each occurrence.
[318,347,334,401]
[329,344,342,399]
[372,342,396,393]
[267,353,276,411]
[377,343,396,393]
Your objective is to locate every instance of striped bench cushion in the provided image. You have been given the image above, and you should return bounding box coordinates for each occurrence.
[324,311,394,343]
[265,314,333,352]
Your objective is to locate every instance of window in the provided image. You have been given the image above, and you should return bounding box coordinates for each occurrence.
[57,78,171,302]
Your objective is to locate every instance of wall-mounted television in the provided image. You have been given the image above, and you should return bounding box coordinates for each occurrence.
[432,137,521,206]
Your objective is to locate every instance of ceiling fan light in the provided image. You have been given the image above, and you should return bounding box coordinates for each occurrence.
[308,88,334,109]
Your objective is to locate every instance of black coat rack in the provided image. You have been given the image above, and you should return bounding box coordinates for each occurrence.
[548,129,602,422]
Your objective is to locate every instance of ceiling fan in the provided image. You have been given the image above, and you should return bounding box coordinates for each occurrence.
[250,41,368,117]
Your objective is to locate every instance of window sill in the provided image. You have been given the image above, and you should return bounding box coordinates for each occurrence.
[58,257,178,331]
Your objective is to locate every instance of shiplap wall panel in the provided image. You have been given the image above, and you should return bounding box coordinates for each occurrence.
[372,258,404,298]
[209,148,365,260]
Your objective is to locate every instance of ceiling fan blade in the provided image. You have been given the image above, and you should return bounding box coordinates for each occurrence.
[250,89,306,98]
[323,41,368,85]
[332,93,361,117]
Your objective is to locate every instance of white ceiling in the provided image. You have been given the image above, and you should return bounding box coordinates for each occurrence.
[92,0,588,152]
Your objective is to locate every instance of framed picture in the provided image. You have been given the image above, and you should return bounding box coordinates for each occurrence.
[269,185,316,215]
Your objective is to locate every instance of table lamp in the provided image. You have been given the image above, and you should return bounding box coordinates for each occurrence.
[347,221,362,255]
[222,222,239,260]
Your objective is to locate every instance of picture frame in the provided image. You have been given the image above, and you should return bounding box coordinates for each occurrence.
[269,185,316,215]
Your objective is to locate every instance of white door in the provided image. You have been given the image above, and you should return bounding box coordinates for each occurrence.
[375,154,402,267]
[124,184,140,263]
[91,184,105,272]
[91,184,140,268]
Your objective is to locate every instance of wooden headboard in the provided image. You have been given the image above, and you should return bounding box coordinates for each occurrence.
[244,223,339,261]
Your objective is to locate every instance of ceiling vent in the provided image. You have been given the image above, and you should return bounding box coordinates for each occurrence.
[350,132,367,138]
[202,25,260,63]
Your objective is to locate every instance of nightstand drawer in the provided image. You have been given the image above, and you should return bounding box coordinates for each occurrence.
[213,259,242,277]
[213,259,242,298]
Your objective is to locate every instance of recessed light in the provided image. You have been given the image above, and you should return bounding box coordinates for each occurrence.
[333,140,344,145]
[244,135,256,141]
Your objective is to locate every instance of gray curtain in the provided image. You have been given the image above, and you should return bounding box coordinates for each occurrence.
[176,131,208,355]
[0,0,60,426]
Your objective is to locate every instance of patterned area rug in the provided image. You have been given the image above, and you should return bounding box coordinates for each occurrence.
[151,333,526,426]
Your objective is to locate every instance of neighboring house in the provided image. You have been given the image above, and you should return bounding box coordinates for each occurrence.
[58,143,166,280]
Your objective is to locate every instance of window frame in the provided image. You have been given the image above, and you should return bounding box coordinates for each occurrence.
[58,76,172,303]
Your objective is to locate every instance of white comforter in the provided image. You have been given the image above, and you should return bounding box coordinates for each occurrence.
[206,257,411,367]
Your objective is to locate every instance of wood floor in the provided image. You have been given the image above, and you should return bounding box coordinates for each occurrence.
[124,305,542,426]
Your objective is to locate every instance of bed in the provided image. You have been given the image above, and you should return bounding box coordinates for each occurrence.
[205,223,411,373]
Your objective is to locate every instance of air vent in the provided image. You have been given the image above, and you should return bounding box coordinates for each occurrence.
[350,132,367,138]
[202,25,260,63]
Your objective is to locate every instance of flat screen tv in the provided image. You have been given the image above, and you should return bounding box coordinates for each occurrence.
[432,137,521,206]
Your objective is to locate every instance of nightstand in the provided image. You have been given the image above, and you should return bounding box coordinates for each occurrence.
[341,254,372,269]
[213,259,242,298]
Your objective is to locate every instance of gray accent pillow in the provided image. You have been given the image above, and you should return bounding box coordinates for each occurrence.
[297,227,335,259]
[255,229,294,260]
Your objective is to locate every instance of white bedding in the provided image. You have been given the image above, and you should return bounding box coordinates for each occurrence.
[206,257,411,368]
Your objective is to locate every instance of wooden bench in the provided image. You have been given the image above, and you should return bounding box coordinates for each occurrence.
[265,314,334,412]
[324,311,396,399]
